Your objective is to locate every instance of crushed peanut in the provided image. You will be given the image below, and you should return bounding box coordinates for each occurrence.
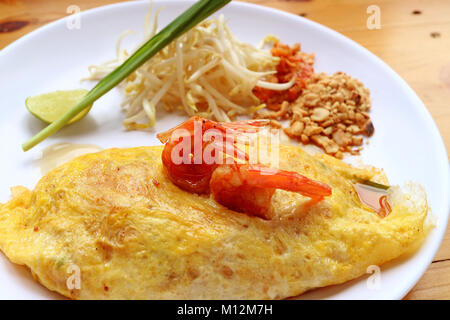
[255,72,373,158]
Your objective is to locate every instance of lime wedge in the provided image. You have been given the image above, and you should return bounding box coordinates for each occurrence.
[25,89,92,125]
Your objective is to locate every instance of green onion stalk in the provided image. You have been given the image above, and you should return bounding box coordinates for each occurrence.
[22,0,231,151]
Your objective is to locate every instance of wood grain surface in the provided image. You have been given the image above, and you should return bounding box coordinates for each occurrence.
[0,0,449,300]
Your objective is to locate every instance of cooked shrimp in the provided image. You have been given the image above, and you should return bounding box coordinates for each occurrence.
[157,116,268,193]
[210,164,331,219]
[157,117,332,218]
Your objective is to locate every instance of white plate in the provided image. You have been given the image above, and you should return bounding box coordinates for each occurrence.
[0,0,449,300]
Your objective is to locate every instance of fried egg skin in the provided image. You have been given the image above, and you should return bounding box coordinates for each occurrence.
[0,146,430,299]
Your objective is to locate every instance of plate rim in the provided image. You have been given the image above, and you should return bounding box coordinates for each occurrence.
[0,0,449,300]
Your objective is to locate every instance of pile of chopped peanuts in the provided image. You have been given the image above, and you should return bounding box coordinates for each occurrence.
[256,71,374,159]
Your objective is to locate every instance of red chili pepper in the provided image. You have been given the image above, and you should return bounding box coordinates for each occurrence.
[253,42,314,109]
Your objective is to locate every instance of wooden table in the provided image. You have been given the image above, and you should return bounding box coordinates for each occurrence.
[0,0,449,300]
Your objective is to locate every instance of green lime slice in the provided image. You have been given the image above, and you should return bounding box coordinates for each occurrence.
[25,89,92,125]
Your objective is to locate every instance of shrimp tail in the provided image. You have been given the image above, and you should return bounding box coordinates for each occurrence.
[236,164,332,198]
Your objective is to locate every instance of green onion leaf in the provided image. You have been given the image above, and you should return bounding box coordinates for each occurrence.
[22,0,231,151]
[359,179,390,190]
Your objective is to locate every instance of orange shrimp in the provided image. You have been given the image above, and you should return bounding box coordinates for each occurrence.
[157,117,332,219]
[157,116,269,194]
[210,164,331,219]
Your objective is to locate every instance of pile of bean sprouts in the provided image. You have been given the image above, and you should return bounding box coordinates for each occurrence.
[85,3,293,129]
